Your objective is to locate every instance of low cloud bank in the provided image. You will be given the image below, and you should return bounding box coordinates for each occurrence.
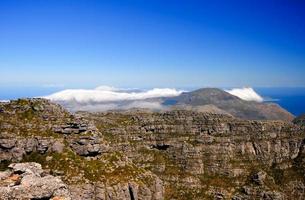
[67,101,165,112]
[225,87,264,102]
[44,86,183,103]
[43,86,184,111]
[43,86,264,112]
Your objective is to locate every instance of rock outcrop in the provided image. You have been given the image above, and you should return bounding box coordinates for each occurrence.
[69,136,107,156]
[0,99,164,200]
[0,137,65,162]
[0,162,71,200]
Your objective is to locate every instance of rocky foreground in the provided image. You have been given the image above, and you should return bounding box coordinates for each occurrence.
[0,99,305,199]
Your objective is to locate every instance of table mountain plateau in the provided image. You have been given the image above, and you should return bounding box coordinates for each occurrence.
[0,98,305,199]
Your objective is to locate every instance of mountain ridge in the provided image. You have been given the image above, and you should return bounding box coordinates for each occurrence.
[164,88,294,121]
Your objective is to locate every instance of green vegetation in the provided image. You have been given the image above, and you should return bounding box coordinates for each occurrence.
[0,160,10,171]
[21,150,147,185]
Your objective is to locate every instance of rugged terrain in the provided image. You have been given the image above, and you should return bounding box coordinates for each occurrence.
[0,99,305,199]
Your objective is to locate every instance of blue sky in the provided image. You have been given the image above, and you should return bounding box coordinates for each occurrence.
[1,0,305,88]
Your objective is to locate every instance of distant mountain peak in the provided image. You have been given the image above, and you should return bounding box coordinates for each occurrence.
[164,87,294,121]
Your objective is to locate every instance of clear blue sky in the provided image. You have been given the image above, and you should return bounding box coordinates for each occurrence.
[1,0,305,88]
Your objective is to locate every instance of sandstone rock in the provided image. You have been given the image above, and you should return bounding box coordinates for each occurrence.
[0,162,72,200]
[0,137,68,162]
[0,139,16,149]
[9,162,44,176]
[37,139,50,153]
[24,138,37,153]
[53,121,93,135]
[69,136,106,157]
[69,180,163,200]
[52,140,65,153]
[252,171,267,185]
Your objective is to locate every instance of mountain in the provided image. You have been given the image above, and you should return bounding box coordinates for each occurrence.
[170,104,233,116]
[46,87,295,122]
[164,88,294,121]
[1,99,305,199]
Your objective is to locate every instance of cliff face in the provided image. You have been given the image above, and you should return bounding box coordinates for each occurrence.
[0,99,305,199]
[0,99,163,200]
[87,110,305,199]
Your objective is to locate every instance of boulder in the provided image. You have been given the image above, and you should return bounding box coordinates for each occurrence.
[0,162,72,200]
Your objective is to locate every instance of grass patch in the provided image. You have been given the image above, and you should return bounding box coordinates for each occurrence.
[21,150,147,185]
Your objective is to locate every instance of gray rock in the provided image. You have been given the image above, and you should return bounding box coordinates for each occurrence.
[52,140,65,153]
[53,121,92,135]
[70,136,104,157]
[252,171,267,185]
[0,139,16,149]
[37,139,49,154]
[9,162,44,176]
[24,138,37,153]
[0,162,72,200]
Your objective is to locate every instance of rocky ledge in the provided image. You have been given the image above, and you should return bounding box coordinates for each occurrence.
[0,162,71,200]
[0,162,163,200]
[0,99,164,200]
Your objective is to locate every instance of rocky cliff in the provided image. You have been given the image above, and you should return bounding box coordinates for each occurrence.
[0,99,163,200]
[0,99,305,199]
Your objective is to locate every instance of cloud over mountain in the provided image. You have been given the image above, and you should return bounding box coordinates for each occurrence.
[225,87,263,102]
[44,86,184,104]
[41,86,294,121]
[68,101,165,112]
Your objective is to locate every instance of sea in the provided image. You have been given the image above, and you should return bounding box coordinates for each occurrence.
[1,86,305,117]
[255,87,305,117]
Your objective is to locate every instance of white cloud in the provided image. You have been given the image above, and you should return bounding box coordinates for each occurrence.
[124,101,164,110]
[94,85,118,91]
[44,86,184,103]
[69,101,164,112]
[94,85,140,92]
[225,87,264,102]
[68,103,120,112]
[43,86,264,112]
